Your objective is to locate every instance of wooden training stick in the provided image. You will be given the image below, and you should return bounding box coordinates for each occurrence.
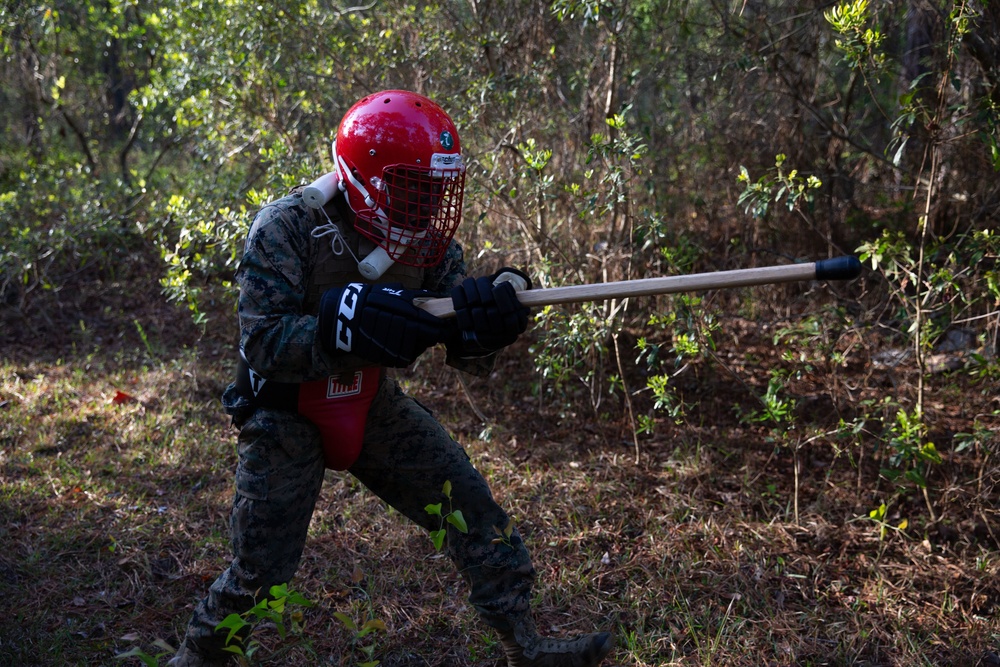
[416,256,862,319]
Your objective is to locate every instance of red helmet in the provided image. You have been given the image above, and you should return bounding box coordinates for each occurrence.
[334,90,466,267]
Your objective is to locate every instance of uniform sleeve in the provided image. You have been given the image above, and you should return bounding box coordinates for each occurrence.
[422,238,468,294]
[236,198,372,382]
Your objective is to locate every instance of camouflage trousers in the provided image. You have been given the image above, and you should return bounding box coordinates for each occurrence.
[179,377,535,658]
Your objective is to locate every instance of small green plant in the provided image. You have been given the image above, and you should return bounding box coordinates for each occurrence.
[881,404,942,490]
[214,583,314,662]
[866,502,909,541]
[333,567,387,667]
[491,517,516,548]
[530,304,614,412]
[333,613,386,667]
[333,565,387,667]
[585,111,648,229]
[734,368,798,430]
[824,0,886,72]
[425,480,469,551]
[733,365,814,524]
[856,228,998,520]
[773,307,854,373]
[115,639,174,666]
[645,373,687,426]
[635,293,716,432]
[635,412,656,436]
[515,137,555,239]
[737,154,822,219]
[133,318,159,361]
[953,421,995,454]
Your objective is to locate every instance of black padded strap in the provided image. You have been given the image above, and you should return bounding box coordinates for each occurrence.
[234,355,299,411]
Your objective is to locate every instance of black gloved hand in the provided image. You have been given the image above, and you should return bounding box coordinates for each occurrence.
[449,267,533,357]
[319,282,447,367]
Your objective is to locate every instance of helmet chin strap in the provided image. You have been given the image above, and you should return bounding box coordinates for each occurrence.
[335,155,392,228]
[332,147,409,280]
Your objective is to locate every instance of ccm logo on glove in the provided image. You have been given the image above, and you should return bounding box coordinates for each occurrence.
[320,282,447,367]
[334,283,364,352]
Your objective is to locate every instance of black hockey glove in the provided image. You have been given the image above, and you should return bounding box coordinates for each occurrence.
[319,282,447,367]
[449,267,533,357]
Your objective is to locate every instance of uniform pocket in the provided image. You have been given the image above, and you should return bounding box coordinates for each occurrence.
[233,409,324,501]
[235,466,269,501]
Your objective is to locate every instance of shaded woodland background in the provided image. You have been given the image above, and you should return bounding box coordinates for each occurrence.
[1,1,999,666]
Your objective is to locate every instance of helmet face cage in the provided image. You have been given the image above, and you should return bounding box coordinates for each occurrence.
[354,159,466,265]
[334,91,466,267]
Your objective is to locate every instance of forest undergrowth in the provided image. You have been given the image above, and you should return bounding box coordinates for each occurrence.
[1,262,998,667]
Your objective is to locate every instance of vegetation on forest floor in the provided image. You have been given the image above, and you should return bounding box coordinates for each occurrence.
[1,272,997,666]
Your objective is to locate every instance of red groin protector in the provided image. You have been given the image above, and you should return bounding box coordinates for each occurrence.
[297,367,380,470]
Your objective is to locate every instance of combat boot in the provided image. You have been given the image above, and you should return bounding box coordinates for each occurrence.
[498,616,613,667]
[166,643,230,667]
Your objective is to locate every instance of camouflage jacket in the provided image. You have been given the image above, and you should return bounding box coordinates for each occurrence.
[231,190,494,389]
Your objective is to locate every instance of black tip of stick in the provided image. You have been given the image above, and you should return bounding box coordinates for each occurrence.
[815,256,862,281]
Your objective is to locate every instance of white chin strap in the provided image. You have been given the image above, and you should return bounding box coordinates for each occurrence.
[332,142,413,280]
[335,154,392,228]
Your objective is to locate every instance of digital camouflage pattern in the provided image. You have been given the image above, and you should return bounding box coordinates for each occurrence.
[176,193,534,660]
[233,190,479,383]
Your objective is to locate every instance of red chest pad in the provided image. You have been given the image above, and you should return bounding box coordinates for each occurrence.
[297,367,380,470]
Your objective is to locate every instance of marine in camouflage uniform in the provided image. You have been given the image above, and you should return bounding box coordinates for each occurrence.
[171,90,611,667]
[177,190,535,658]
